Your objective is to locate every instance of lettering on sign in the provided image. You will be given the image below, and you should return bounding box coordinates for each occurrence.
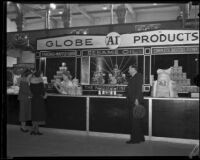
[118,49,143,55]
[81,48,143,56]
[40,51,77,57]
[46,39,93,48]
[83,85,94,90]
[105,32,121,50]
[37,30,199,50]
[82,85,127,91]
[152,46,199,54]
[88,50,116,56]
[133,32,198,44]
[13,63,35,68]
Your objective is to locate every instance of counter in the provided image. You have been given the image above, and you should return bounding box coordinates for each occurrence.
[7,93,199,143]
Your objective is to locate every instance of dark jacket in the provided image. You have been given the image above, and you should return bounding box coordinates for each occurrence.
[126,72,144,105]
[18,78,32,101]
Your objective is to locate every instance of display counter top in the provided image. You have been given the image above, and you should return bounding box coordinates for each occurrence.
[7,93,199,100]
[46,93,127,99]
[7,93,18,95]
[46,93,199,100]
[144,97,199,100]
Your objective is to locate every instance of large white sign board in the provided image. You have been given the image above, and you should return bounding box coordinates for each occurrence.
[37,30,199,50]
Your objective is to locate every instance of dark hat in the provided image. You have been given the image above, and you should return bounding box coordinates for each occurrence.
[130,64,138,71]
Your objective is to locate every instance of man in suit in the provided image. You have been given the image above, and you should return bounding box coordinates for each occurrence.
[126,64,145,144]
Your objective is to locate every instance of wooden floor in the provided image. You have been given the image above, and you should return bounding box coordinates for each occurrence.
[7,124,196,157]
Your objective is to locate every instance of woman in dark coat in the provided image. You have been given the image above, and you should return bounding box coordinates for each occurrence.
[126,64,145,144]
[18,70,32,132]
[30,71,46,135]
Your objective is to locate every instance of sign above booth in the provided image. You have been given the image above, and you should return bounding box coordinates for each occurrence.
[152,46,199,55]
[37,30,199,50]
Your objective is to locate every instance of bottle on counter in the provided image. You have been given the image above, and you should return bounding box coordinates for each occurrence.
[98,88,102,95]
[110,87,113,95]
[77,86,82,95]
[113,88,117,95]
[105,87,108,95]
[102,87,105,95]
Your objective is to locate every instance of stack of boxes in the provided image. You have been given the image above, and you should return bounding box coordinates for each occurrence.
[52,70,64,81]
[171,60,190,86]
[50,63,82,96]
[171,60,199,94]
[51,63,69,83]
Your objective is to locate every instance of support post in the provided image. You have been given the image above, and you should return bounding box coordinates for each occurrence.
[62,4,71,28]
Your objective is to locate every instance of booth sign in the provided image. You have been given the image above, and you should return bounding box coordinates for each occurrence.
[37,30,199,50]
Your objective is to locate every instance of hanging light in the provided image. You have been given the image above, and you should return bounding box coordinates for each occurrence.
[83,31,87,34]
[102,5,108,10]
[83,29,88,34]
[50,3,56,10]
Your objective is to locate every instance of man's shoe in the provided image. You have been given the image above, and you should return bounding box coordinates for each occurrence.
[30,131,37,135]
[126,140,140,144]
[36,132,43,135]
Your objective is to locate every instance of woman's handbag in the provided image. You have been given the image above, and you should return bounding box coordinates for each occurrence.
[133,104,146,119]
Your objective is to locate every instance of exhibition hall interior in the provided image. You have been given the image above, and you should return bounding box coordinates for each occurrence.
[6,2,199,158]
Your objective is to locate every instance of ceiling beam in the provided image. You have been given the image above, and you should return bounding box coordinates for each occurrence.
[8,4,180,21]
[71,4,95,24]
[21,4,45,18]
[8,4,179,16]
[22,4,60,29]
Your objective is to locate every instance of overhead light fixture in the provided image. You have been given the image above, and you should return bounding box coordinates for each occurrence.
[83,30,88,35]
[102,5,108,10]
[153,3,157,6]
[50,3,56,10]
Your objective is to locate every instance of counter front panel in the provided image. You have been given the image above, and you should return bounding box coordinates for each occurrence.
[46,96,86,131]
[7,94,19,125]
[89,97,149,135]
[7,94,199,141]
[152,99,199,139]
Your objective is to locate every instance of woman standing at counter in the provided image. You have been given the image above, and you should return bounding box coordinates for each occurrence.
[126,64,145,144]
[18,70,32,132]
[30,71,46,135]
